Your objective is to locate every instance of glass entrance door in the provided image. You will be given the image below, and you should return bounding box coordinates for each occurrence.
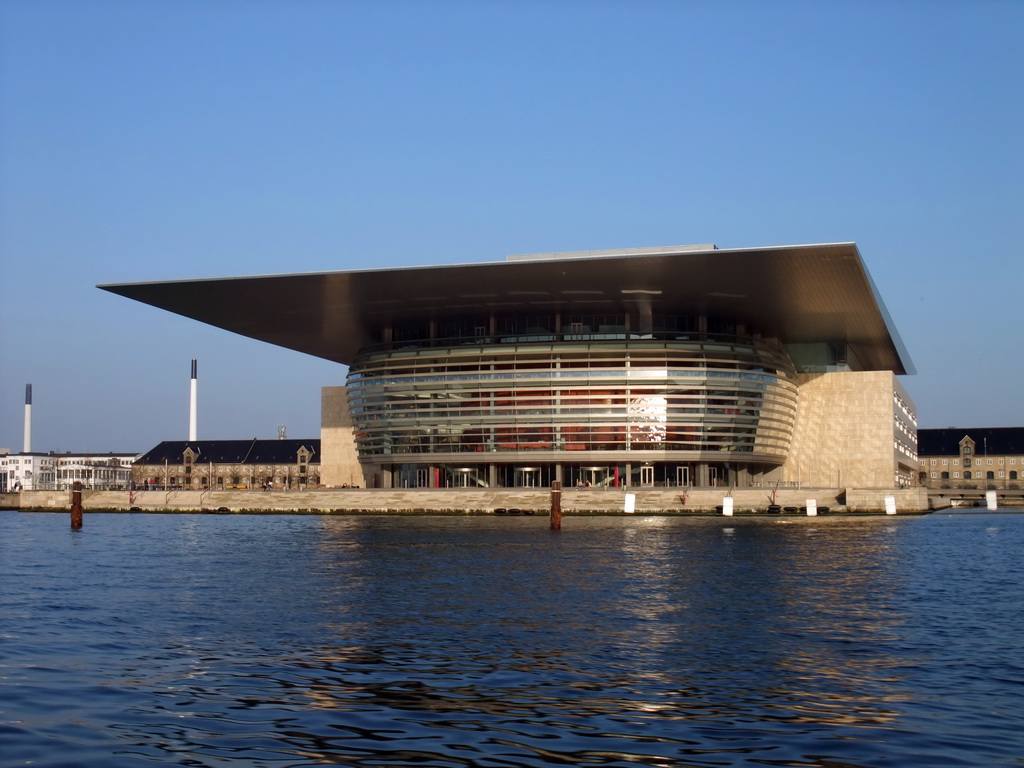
[676,466,690,487]
[515,468,539,487]
[639,465,654,486]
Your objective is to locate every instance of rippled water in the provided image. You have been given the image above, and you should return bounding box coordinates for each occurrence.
[2,510,1023,767]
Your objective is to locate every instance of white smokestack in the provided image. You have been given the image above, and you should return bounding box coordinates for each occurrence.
[23,383,32,453]
[189,359,197,441]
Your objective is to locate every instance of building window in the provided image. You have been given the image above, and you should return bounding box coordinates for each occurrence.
[998,471,1005,478]
[963,446,972,455]
[930,472,936,478]
[942,459,948,465]
[999,458,1005,465]
[941,472,949,480]
[953,459,959,466]
[1011,471,1018,480]
[987,459,993,465]
[930,459,937,466]
[963,459,971,468]
[987,471,995,480]
[964,471,972,480]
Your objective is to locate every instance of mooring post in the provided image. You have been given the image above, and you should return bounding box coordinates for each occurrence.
[550,480,562,530]
[71,480,83,530]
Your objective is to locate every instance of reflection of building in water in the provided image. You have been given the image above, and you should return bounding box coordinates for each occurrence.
[617,519,905,727]
[101,243,916,490]
[292,518,902,737]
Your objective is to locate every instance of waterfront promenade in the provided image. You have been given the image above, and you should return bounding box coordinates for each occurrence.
[5,486,934,514]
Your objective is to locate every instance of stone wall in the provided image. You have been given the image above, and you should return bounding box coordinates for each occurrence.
[320,385,363,487]
[0,492,24,509]
[784,371,913,488]
[844,487,928,513]
[9,487,930,514]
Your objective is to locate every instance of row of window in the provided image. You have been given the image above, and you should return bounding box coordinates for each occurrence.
[1,458,134,467]
[391,315,740,343]
[146,474,315,487]
[56,469,127,480]
[893,391,917,426]
[924,457,1017,466]
[893,414,915,439]
[350,339,799,461]
[894,438,918,462]
[929,471,1018,479]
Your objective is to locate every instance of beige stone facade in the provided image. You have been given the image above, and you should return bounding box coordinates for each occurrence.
[780,371,917,489]
[321,386,363,487]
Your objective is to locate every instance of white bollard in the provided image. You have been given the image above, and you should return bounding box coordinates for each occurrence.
[884,495,897,515]
[722,497,734,516]
[986,491,998,511]
[624,493,636,514]
[805,498,817,516]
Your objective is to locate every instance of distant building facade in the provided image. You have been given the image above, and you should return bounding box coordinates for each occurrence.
[1,452,137,492]
[133,439,321,490]
[918,428,1024,490]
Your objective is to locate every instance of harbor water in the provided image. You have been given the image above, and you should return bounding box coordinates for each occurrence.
[2,510,1022,767]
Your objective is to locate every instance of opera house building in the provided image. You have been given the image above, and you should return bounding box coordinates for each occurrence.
[101,243,918,490]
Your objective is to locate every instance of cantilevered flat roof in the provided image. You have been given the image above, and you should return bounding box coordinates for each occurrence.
[98,242,914,374]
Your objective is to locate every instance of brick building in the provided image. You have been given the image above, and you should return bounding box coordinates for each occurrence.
[918,428,1024,490]
[133,439,321,490]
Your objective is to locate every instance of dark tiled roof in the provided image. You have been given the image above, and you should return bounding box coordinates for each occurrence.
[918,428,1024,456]
[135,439,320,465]
[247,439,320,464]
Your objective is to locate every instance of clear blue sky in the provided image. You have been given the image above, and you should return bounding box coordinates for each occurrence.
[1,0,1021,453]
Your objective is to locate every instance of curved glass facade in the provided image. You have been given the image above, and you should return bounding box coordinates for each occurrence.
[348,331,798,486]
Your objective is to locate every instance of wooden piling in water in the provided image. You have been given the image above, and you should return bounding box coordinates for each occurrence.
[71,481,83,530]
[550,481,561,530]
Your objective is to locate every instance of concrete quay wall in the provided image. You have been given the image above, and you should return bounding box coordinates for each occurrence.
[8,487,930,514]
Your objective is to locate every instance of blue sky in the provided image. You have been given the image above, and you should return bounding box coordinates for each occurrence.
[1,0,1021,453]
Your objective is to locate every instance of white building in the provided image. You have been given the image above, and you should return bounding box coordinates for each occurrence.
[1,453,54,492]
[1,452,138,492]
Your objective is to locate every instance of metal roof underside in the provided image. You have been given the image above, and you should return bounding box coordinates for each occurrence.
[99,243,914,374]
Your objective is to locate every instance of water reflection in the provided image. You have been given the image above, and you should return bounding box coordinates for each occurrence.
[1,512,1022,767]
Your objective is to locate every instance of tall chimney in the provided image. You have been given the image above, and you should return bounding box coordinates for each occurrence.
[189,359,197,441]
[23,384,32,453]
